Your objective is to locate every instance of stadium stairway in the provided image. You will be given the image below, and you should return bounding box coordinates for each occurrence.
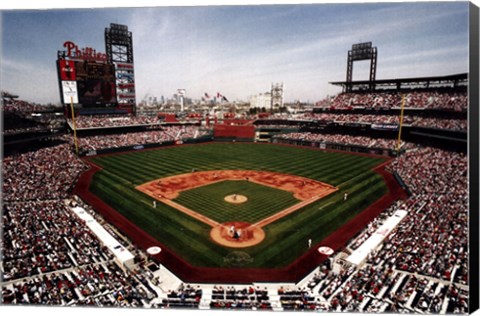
[155,264,183,293]
[198,288,211,309]
[295,266,321,289]
[441,294,450,314]
[256,283,289,311]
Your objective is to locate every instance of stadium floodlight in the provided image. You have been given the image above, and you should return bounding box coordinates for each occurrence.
[346,42,378,92]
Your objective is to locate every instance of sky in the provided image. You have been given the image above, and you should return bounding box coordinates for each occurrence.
[0,1,472,105]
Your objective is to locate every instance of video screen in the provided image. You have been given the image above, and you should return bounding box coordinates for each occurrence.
[75,61,117,107]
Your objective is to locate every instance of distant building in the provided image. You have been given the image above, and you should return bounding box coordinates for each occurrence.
[249,92,271,109]
[271,82,284,109]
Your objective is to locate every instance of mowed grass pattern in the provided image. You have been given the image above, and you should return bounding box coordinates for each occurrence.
[174,180,299,223]
[89,143,388,268]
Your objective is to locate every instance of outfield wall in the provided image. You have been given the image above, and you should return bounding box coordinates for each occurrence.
[79,136,213,156]
[272,137,395,157]
[213,124,255,139]
[78,136,394,157]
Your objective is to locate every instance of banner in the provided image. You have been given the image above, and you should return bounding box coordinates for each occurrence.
[371,123,399,131]
[62,81,79,103]
[59,60,76,81]
[114,62,135,106]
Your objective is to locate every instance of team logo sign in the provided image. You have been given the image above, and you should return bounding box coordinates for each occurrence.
[223,251,254,266]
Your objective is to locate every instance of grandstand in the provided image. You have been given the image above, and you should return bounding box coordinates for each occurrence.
[1,6,479,315]
[2,65,475,312]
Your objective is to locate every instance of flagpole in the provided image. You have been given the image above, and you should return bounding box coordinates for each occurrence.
[396,94,405,154]
[70,96,79,155]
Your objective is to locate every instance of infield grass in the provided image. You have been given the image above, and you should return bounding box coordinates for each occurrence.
[89,142,388,268]
[174,180,299,223]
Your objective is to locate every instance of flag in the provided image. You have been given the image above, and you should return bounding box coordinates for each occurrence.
[204,92,210,99]
[216,92,228,102]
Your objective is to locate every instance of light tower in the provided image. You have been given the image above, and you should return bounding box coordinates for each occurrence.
[346,42,377,92]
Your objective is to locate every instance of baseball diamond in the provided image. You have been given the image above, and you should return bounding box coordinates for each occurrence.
[136,170,338,247]
[80,142,392,272]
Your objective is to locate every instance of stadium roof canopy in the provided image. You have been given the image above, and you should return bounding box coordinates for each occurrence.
[1,91,19,99]
[330,73,467,92]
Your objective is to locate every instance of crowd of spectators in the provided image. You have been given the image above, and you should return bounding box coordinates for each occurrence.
[77,126,211,151]
[1,137,162,308]
[321,264,453,313]
[2,99,66,136]
[271,131,468,313]
[2,200,111,281]
[308,113,467,131]
[375,147,468,284]
[70,115,161,129]
[3,126,52,136]
[310,112,414,125]
[163,283,203,308]
[2,93,470,312]
[316,90,467,111]
[277,285,316,310]
[1,197,160,307]
[408,117,467,131]
[1,262,157,306]
[2,143,87,201]
[210,285,272,310]
[2,98,54,113]
[282,257,466,313]
[274,132,415,150]
[254,113,467,132]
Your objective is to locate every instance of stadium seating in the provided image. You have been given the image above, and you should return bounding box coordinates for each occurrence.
[0,94,469,313]
[77,126,210,151]
[273,132,415,150]
[316,90,467,111]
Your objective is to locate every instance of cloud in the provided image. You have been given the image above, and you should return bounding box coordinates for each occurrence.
[0,2,470,104]
[1,58,59,104]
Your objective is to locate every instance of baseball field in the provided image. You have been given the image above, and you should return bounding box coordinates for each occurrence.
[81,142,391,273]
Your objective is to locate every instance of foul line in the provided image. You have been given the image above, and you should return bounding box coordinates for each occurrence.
[252,187,337,228]
[158,198,220,227]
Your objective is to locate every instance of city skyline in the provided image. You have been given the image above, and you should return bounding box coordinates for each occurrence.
[0,1,470,105]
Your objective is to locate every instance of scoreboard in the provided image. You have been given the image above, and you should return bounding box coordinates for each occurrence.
[75,61,117,107]
[57,36,136,113]
[58,59,117,107]
[75,61,114,79]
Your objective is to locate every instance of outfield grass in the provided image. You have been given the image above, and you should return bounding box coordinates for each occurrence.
[89,142,387,268]
[174,180,299,223]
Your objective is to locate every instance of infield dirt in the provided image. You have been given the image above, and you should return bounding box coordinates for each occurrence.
[137,170,338,247]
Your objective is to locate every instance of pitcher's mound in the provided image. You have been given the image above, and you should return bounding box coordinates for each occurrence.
[210,221,265,248]
[224,194,248,204]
